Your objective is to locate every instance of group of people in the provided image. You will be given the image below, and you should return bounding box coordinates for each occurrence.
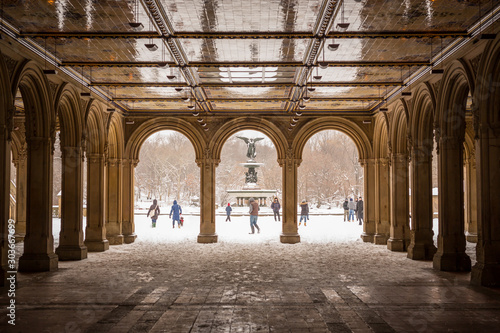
[147,196,363,233]
[343,197,364,225]
[146,199,184,228]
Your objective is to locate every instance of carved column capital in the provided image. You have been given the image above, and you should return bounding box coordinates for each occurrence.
[87,153,105,164]
[107,158,122,167]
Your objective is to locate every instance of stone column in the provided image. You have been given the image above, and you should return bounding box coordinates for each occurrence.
[360,159,375,242]
[471,124,500,286]
[122,159,138,244]
[12,145,27,243]
[106,158,124,245]
[407,146,437,260]
[85,153,109,251]
[197,152,218,243]
[387,153,410,251]
[55,146,87,260]
[433,136,471,271]
[464,153,477,243]
[279,149,300,244]
[374,158,390,244]
[0,123,12,286]
[18,137,58,272]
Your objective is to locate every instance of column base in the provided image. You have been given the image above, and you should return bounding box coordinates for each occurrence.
[85,239,109,252]
[18,253,58,272]
[466,232,478,243]
[124,234,137,244]
[107,235,124,245]
[387,238,407,252]
[197,233,218,243]
[280,233,300,244]
[361,233,374,243]
[471,262,500,287]
[433,251,471,272]
[14,233,25,243]
[407,242,437,260]
[55,245,88,261]
[374,233,388,245]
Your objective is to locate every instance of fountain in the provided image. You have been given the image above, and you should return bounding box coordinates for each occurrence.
[226,136,277,206]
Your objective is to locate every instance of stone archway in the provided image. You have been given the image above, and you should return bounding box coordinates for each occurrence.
[0,51,15,285]
[387,100,410,252]
[433,59,475,272]
[84,101,109,252]
[406,82,438,260]
[471,35,500,286]
[106,113,125,245]
[210,117,289,242]
[371,113,390,245]
[12,61,58,272]
[293,117,373,243]
[54,84,87,260]
[125,118,207,242]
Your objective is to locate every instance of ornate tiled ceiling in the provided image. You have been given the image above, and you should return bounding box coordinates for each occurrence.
[0,0,497,115]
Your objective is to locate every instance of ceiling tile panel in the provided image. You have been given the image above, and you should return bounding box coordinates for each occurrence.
[160,0,323,32]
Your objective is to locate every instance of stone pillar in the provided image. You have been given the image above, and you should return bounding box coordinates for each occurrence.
[279,150,300,244]
[197,153,218,243]
[18,137,58,272]
[387,153,410,251]
[55,146,87,260]
[0,122,12,286]
[85,153,109,251]
[122,159,138,244]
[12,145,27,243]
[433,136,471,271]
[407,146,437,260]
[360,159,375,242]
[106,158,124,245]
[471,124,500,286]
[374,158,390,244]
[464,153,477,243]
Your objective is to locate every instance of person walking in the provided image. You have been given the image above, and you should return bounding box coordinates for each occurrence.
[343,198,349,222]
[271,197,281,222]
[355,197,359,222]
[357,197,364,225]
[299,200,309,226]
[146,199,160,228]
[225,203,232,222]
[169,200,183,228]
[248,198,260,234]
[348,198,356,222]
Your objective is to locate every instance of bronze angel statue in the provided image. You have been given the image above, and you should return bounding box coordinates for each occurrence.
[237,136,264,160]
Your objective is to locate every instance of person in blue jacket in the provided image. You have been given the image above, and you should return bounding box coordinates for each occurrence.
[225,203,232,222]
[169,200,183,228]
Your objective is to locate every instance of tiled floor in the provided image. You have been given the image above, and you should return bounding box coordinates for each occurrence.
[1,239,499,333]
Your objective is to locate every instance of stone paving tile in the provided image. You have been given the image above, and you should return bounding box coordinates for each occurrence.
[2,241,500,332]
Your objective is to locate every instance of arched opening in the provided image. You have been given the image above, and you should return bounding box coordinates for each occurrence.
[297,129,364,243]
[216,130,281,242]
[134,130,198,242]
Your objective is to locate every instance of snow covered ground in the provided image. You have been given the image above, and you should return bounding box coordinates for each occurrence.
[51,210,441,245]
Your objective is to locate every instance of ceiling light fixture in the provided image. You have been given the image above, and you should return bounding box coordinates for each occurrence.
[313,66,322,81]
[126,120,135,125]
[362,120,372,124]
[175,87,183,92]
[129,0,144,30]
[296,110,303,116]
[328,42,340,51]
[145,43,158,51]
[336,0,350,32]
[318,39,328,69]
